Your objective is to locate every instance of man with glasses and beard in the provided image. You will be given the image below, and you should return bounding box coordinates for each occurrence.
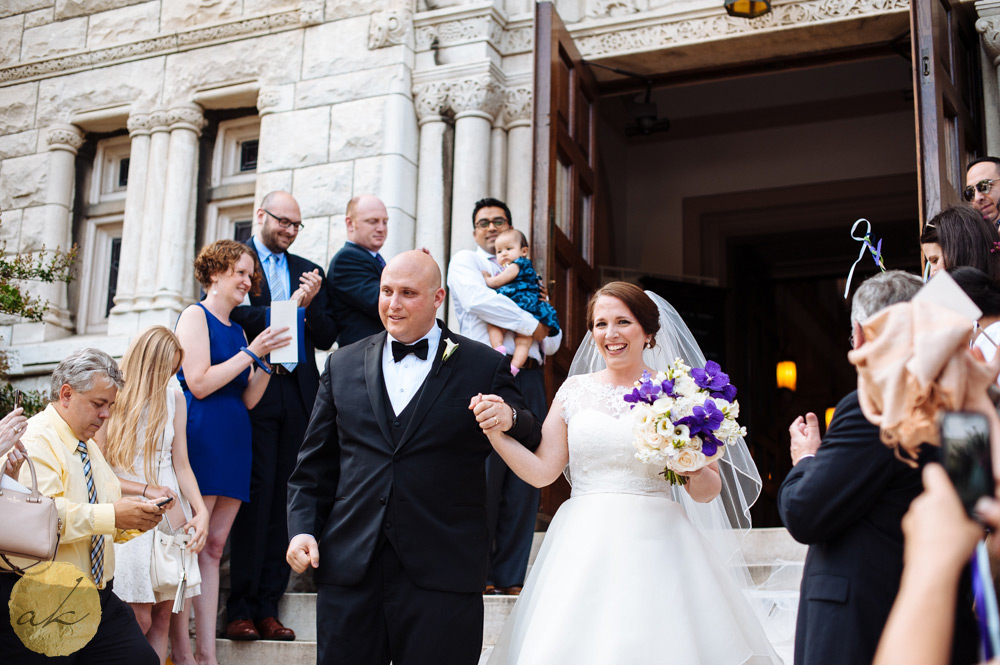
[227,190,338,641]
[965,157,1000,230]
[446,198,562,596]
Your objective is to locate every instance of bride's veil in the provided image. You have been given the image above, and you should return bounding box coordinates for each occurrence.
[566,290,788,639]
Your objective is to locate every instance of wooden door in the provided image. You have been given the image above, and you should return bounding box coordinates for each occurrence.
[532,1,602,518]
[911,0,984,225]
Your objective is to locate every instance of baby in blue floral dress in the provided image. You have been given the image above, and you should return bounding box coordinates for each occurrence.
[482,228,561,375]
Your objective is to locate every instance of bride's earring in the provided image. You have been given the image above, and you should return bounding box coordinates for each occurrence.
[644,338,652,349]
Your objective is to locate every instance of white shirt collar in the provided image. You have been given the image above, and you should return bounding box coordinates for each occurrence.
[385,321,443,358]
[347,240,379,259]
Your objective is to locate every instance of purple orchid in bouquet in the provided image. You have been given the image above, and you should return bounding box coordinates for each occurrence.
[624,359,746,486]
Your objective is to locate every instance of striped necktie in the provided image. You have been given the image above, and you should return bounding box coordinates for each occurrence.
[266,254,297,372]
[77,441,104,586]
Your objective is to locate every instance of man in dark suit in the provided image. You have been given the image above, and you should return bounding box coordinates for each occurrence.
[227,190,338,641]
[286,250,542,665]
[778,270,976,665]
[327,194,388,346]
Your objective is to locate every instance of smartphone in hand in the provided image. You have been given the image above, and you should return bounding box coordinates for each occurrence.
[154,496,174,508]
[14,390,22,411]
[940,411,995,518]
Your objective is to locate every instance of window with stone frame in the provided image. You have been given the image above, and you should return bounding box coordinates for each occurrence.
[76,134,129,334]
[77,215,123,334]
[202,114,260,250]
[210,115,260,188]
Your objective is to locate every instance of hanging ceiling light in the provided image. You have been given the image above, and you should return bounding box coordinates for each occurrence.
[724,0,772,18]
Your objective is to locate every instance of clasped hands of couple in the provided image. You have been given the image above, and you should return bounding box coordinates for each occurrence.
[286,393,517,574]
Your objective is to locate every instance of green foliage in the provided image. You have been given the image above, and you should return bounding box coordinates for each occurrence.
[0,384,48,418]
[0,245,77,321]
[0,220,78,411]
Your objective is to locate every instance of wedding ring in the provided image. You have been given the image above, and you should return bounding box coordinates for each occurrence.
[493,417,499,427]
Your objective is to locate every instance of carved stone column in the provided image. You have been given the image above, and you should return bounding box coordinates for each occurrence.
[976,8,1000,155]
[107,111,152,334]
[490,123,507,200]
[32,124,84,338]
[152,103,206,317]
[504,87,533,242]
[449,76,502,256]
[414,81,451,277]
[132,109,170,313]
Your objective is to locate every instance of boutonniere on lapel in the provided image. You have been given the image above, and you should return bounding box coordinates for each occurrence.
[436,338,459,376]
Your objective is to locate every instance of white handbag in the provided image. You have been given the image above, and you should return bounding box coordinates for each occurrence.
[150,524,201,613]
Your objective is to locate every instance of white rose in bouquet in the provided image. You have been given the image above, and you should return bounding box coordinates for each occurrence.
[673,449,706,474]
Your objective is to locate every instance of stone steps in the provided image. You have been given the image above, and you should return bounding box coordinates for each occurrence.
[208,527,804,665]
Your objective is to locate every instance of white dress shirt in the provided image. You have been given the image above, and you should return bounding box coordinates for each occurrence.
[447,246,562,362]
[382,323,443,414]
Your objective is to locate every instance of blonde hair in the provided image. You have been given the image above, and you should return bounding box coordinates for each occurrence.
[104,326,183,485]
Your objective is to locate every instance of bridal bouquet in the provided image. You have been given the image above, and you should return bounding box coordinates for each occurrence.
[624,359,746,486]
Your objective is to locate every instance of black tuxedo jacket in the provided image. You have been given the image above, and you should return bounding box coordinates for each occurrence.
[230,240,338,409]
[777,391,977,665]
[327,242,384,347]
[286,325,542,592]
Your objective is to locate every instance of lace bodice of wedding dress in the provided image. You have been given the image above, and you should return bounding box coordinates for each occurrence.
[556,373,671,498]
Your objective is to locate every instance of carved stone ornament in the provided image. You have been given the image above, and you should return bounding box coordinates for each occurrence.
[46,124,85,153]
[369,9,414,50]
[0,6,312,86]
[587,0,646,19]
[299,0,325,26]
[166,104,207,132]
[449,76,503,120]
[415,17,489,51]
[148,109,170,131]
[977,16,1000,66]
[574,0,910,58]
[127,112,154,136]
[413,81,451,121]
[257,87,283,115]
[503,87,532,126]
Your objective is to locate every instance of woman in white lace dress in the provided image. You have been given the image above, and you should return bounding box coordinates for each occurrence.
[102,326,209,665]
[476,282,781,664]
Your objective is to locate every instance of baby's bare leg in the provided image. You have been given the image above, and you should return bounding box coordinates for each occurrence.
[511,334,533,369]
[487,323,506,351]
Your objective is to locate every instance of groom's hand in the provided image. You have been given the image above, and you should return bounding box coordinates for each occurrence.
[287,534,320,573]
[471,393,513,432]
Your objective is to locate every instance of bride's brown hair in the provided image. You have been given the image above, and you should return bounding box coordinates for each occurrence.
[586,282,661,347]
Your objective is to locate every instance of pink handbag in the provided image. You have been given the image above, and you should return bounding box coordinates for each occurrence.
[0,454,61,572]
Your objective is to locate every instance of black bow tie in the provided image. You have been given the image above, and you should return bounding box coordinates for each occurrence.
[391,339,429,362]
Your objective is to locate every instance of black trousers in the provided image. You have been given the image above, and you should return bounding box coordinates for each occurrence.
[0,574,157,665]
[316,541,483,665]
[228,373,309,621]
[485,366,544,587]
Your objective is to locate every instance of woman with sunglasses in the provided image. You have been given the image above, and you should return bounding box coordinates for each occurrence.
[920,204,1000,283]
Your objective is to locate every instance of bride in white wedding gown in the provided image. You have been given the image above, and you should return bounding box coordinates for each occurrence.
[476,282,781,665]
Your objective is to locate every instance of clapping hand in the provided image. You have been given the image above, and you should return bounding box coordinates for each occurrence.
[291,269,322,308]
[788,413,821,466]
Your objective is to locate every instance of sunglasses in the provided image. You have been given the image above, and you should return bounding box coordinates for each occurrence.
[963,179,998,202]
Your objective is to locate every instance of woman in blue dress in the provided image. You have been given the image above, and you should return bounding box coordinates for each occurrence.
[483,228,561,374]
[174,240,290,665]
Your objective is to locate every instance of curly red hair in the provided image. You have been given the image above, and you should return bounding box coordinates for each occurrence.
[193,239,262,295]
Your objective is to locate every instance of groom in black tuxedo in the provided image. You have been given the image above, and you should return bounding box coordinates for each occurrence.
[778,270,977,665]
[286,250,542,665]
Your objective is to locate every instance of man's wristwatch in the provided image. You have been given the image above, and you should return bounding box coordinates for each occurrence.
[508,406,518,431]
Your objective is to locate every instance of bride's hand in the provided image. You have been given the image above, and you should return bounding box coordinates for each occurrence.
[470,394,512,433]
